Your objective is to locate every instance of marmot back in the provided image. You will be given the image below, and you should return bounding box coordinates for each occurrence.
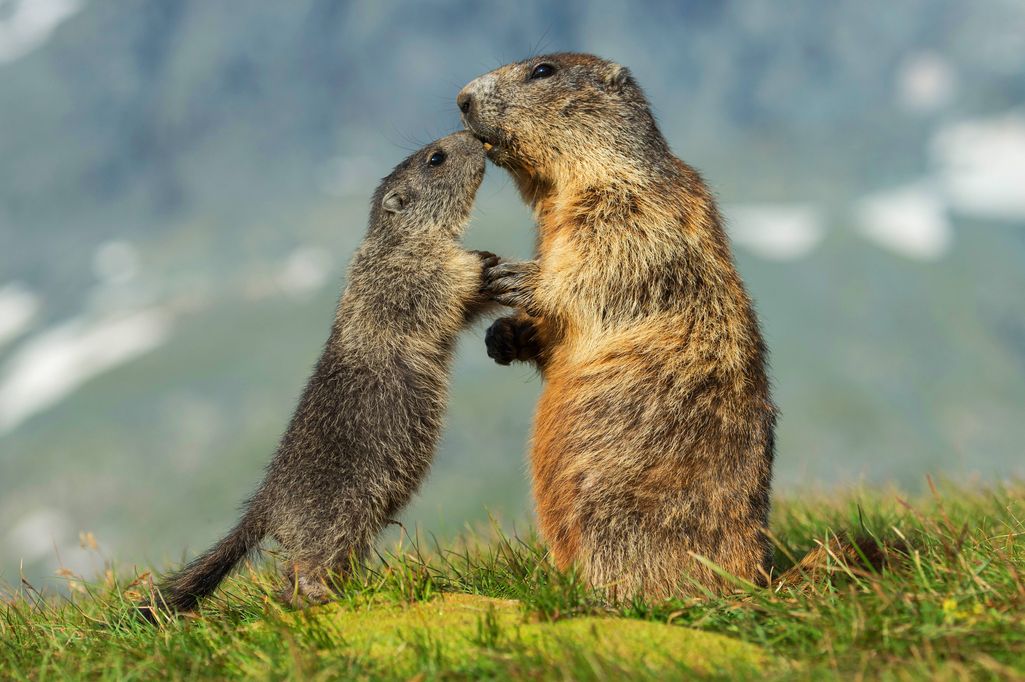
[145,132,496,616]
[460,54,776,599]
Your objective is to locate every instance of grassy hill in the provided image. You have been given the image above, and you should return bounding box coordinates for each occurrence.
[4,0,1025,590]
[3,484,1023,680]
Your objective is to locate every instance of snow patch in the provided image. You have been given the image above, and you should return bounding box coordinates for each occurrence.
[855,183,952,261]
[92,241,139,286]
[725,204,824,261]
[0,309,171,433]
[896,51,956,114]
[277,246,333,296]
[0,282,40,349]
[0,0,82,64]
[931,112,1025,221]
[5,508,69,562]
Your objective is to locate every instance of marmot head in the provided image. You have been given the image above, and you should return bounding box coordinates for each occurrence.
[457,53,665,196]
[371,131,486,238]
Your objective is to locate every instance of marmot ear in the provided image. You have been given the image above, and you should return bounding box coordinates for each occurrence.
[382,189,407,214]
[600,63,632,92]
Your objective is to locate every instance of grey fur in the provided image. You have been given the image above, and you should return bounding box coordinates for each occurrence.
[145,132,494,615]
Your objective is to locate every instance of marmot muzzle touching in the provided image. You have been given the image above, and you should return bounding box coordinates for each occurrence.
[459,54,777,599]
[145,132,495,615]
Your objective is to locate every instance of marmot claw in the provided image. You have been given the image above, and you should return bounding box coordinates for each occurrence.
[469,250,502,270]
[483,260,540,312]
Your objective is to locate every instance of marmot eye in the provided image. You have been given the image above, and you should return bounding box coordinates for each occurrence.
[530,63,556,80]
[428,150,446,167]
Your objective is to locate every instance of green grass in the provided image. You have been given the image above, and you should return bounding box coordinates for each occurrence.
[3,483,1024,680]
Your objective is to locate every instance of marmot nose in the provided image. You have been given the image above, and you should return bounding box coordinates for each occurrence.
[457,92,473,115]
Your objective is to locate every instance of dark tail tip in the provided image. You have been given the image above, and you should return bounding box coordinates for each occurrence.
[135,599,162,625]
[847,533,897,572]
[776,531,909,589]
[139,513,263,624]
[135,587,200,626]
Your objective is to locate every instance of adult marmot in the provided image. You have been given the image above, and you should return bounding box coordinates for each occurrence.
[145,132,497,615]
[459,54,776,599]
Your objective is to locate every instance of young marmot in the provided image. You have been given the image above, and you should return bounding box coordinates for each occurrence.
[459,54,777,599]
[146,132,496,614]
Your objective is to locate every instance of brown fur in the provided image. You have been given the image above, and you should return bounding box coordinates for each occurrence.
[460,54,776,599]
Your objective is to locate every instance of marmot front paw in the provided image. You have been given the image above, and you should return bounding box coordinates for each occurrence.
[485,315,540,366]
[483,260,540,313]
[469,250,501,271]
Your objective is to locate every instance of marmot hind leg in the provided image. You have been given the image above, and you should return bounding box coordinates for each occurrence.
[276,561,334,608]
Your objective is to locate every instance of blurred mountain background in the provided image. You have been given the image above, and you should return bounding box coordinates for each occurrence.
[2,0,1024,587]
